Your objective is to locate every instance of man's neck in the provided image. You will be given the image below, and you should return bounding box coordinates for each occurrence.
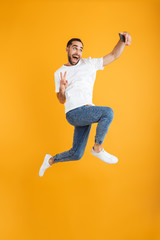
[64,59,81,67]
[64,63,72,66]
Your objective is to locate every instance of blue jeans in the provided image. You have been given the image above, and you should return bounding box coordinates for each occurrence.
[53,105,114,163]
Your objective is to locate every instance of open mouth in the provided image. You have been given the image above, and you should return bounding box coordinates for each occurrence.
[72,55,79,60]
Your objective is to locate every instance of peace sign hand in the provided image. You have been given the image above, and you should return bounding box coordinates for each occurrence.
[60,71,68,91]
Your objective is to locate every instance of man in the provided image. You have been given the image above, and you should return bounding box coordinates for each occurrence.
[39,32,132,177]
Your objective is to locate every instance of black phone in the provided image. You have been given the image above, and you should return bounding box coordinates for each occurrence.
[119,33,125,42]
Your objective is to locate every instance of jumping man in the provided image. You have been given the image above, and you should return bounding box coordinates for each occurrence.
[39,32,132,177]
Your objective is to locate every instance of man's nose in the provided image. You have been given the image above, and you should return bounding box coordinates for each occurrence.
[76,49,81,55]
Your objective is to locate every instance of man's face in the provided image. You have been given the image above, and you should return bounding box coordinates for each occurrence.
[66,41,83,66]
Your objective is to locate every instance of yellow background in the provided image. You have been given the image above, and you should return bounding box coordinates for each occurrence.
[0,0,159,239]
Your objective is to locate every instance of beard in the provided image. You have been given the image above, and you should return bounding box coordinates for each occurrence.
[68,54,80,65]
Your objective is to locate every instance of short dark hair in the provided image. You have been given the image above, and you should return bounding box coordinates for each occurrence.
[67,38,84,48]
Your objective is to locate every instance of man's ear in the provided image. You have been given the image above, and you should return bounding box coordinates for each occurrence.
[66,47,69,53]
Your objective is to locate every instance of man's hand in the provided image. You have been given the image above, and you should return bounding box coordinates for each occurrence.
[57,71,68,104]
[103,31,132,66]
[120,32,132,46]
[60,71,68,91]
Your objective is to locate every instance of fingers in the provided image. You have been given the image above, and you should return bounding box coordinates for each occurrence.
[120,32,131,45]
[64,71,67,79]
[60,71,67,79]
[126,35,128,45]
[60,71,68,89]
[61,79,68,85]
[125,36,127,44]
[126,34,131,45]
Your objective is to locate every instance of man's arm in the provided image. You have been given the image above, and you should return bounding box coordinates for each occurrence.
[57,88,66,104]
[103,32,131,67]
[56,71,68,104]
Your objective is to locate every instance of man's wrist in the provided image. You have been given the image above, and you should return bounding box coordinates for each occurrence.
[59,87,65,93]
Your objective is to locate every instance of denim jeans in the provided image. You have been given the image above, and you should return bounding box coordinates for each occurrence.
[53,105,114,163]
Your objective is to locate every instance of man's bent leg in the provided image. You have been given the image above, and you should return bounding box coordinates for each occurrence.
[64,105,115,160]
[91,107,118,164]
[94,107,114,146]
[65,105,114,147]
[52,124,91,163]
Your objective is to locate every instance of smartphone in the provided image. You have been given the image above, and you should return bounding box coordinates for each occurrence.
[119,33,125,42]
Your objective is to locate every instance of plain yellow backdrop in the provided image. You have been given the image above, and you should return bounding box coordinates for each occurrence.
[0,0,159,239]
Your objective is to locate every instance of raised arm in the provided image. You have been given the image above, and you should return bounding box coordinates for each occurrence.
[103,32,131,67]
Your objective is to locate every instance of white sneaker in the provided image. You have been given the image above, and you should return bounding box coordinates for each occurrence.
[91,148,118,164]
[39,154,53,177]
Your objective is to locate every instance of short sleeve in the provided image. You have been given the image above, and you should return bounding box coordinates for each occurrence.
[54,72,60,93]
[88,57,104,71]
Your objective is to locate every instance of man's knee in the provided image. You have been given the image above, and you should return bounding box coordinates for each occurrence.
[69,148,84,161]
[74,152,83,160]
[109,107,114,120]
[104,107,114,121]
[72,151,84,160]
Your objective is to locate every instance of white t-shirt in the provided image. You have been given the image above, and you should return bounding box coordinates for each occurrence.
[54,57,104,114]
